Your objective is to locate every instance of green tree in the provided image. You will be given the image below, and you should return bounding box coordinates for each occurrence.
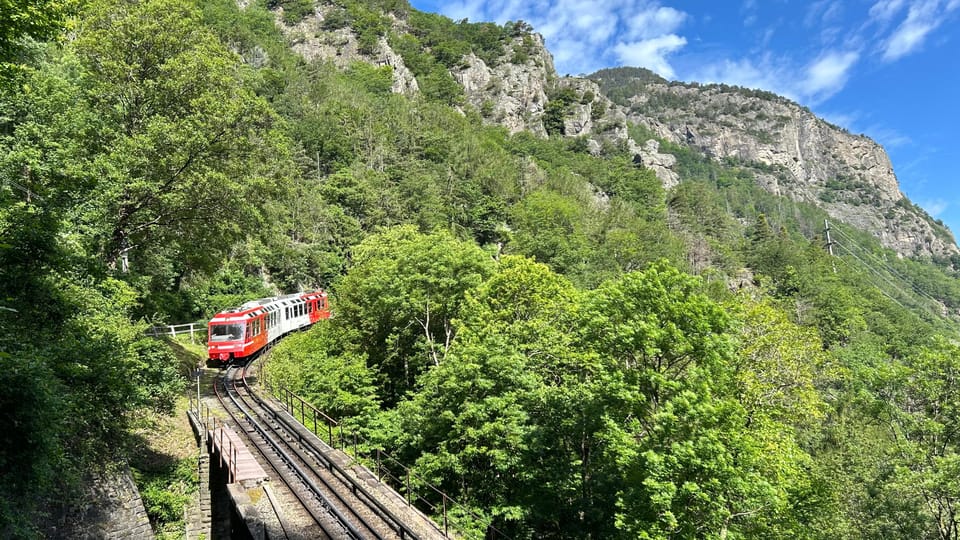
[73,0,289,274]
[266,322,379,422]
[334,226,493,403]
[388,256,600,536]
[581,263,800,538]
[0,0,71,68]
[872,337,960,539]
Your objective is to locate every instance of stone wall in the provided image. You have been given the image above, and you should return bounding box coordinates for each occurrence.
[45,467,154,539]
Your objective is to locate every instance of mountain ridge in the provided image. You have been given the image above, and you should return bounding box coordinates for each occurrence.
[268,2,956,259]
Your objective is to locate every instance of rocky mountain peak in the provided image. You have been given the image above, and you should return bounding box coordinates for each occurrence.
[608,76,956,257]
[266,2,955,259]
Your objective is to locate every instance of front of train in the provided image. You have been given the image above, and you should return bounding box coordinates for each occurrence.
[207,312,246,365]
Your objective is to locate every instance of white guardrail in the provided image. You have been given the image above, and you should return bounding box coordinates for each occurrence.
[147,322,207,342]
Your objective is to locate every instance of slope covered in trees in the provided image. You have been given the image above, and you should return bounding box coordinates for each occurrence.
[2,0,960,537]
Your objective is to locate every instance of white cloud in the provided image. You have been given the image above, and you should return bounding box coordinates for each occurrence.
[693,56,796,100]
[613,34,687,79]
[625,6,687,40]
[692,49,859,105]
[880,0,959,61]
[869,0,907,23]
[882,1,937,59]
[918,198,948,216]
[435,0,489,22]
[801,50,860,99]
[806,0,844,27]
[865,125,913,148]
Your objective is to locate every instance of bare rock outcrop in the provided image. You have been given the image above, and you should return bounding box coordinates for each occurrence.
[629,139,679,189]
[619,82,955,257]
[454,35,554,136]
[261,3,954,258]
[275,6,418,95]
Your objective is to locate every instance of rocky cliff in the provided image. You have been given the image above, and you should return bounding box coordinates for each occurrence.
[266,2,955,259]
[609,76,956,257]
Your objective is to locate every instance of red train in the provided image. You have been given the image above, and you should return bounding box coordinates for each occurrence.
[207,290,330,366]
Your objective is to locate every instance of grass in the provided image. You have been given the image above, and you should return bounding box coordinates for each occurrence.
[129,337,207,538]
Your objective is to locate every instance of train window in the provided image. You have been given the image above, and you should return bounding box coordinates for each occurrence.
[245,322,252,338]
[210,323,242,341]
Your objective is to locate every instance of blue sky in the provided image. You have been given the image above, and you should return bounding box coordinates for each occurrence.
[408,0,960,238]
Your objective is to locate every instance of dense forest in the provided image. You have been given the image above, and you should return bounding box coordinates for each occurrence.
[3,0,960,538]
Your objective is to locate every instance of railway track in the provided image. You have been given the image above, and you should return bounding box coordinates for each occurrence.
[214,359,422,539]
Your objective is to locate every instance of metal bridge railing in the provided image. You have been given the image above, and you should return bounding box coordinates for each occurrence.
[271,384,509,539]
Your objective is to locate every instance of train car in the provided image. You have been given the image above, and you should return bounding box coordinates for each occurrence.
[207,290,330,366]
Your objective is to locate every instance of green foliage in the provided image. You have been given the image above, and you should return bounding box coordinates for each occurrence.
[73,0,288,274]
[266,322,379,422]
[509,189,589,273]
[5,0,960,537]
[0,0,72,71]
[270,0,314,25]
[419,64,465,105]
[543,85,579,136]
[322,7,351,29]
[133,458,197,538]
[348,2,390,54]
[334,226,494,403]
[866,336,960,538]
[403,10,511,67]
[588,66,668,106]
[0,352,61,536]
[345,61,394,94]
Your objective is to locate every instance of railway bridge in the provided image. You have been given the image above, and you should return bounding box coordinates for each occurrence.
[185,360,458,539]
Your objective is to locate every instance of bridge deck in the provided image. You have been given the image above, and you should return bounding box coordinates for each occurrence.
[208,424,268,486]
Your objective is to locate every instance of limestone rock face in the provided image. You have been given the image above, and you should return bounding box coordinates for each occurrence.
[629,139,679,189]
[620,82,956,257]
[263,3,954,258]
[454,34,554,136]
[276,7,418,95]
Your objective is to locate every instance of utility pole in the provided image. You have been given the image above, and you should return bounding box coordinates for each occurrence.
[824,219,837,273]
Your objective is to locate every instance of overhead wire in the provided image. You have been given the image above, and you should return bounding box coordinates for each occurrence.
[830,225,945,307]
[826,223,946,319]
[830,239,912,311]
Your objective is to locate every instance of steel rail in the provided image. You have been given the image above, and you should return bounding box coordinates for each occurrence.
[215,365,360,539]
[240,364,422,539]
[234,362,404,539]
[262,484,292,540]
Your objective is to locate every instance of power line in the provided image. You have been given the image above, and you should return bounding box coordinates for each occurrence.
[824,221,946,319]
[830,225,945,307]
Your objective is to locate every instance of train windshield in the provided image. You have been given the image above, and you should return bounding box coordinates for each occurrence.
[209,323,243,342]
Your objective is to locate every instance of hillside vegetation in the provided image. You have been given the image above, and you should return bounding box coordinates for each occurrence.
[3,0,960,538]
